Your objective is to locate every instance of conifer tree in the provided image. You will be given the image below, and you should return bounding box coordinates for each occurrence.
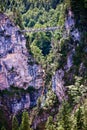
[84,100,87,129]
[45,116,55,130]
[58,101,72,130]
[12,115,19,130]
[13,7,23,29]
[0,0,5,12]
[58,126,64,130]
[76,107,84,130]
[20,110,32,130]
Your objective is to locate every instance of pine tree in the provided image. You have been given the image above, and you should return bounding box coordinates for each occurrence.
[45,116,55,130]
[84,100,87,129]
[20,110,32,130]
[12,115,19,130]
[76,107,84,130]
[58,101,72,130]
[13,7,23,29]
[0,0,5,12]
[57,125,64,130]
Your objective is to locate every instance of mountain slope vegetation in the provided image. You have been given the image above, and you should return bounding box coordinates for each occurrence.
[0,0,87,130]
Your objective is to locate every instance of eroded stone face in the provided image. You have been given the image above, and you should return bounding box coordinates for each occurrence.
[0,13,45,113]
[52,69,66,102]
[0,60,9,90]
[65,9,80,42]
[0,13,45,90]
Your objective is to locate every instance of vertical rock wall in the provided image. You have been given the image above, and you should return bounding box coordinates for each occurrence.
[52,9,81,102]
[0,13,45,113]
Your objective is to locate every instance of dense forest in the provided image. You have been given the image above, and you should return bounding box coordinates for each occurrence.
[0,0,87,130]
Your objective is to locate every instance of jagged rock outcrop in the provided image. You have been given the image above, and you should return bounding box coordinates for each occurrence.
[65,9,80,70]
[52,69,67,102]
[65,9,80,42]
[0,13,45,113]
[52,9,81,102]
[0,93,30,113]
[0,13,45,90]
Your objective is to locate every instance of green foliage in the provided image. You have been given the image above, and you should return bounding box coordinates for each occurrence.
[73,100,87,130]
[30,43,45,64]
[83,99,87,129]
[43,90,58,110]
[64,0,71,9]
[44,100,87,130]
[23,1,66,70]
[12,116,19,130]
[13,8,23,29]
[45,116,55,130]
[19,110,32,130]
[57,126,64,130]
[0,0,67,87]
[0,0,6,12]
[75,107,85,130]
[67,76,87,104]
[31,32,51,56]
[45,101,75,130]
[57,101,72,130]
[0,1,87,130]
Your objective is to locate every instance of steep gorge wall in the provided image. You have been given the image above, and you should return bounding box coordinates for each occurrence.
[0,9,81,115]
[0,13,45,90]
[0,5,87,127]
[0,13,45,113]
[51,7,86,102]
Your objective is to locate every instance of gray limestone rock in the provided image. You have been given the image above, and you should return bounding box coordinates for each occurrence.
[0,13,45,113]
[0,13,45,90]
[52,69,66,102]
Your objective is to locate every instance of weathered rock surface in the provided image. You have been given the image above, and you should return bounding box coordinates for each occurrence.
[0,13,45,113]
[52,69,66,102]
[52,9,81,102]
[65,9,80,42]
[0,13,45,90]
[65,9,80,70]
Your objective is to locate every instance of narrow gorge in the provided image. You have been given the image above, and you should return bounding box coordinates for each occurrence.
[0,0,87,130]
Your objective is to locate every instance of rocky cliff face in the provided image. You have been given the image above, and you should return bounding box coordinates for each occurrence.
[0,13,45,113]
[0,9,84,115]
[52,9,82,102]
[0,13,45,90]
[52,69,66,102]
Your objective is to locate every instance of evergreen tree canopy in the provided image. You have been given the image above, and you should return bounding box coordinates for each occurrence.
[20,110,32,130]
[12,116,19,130]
